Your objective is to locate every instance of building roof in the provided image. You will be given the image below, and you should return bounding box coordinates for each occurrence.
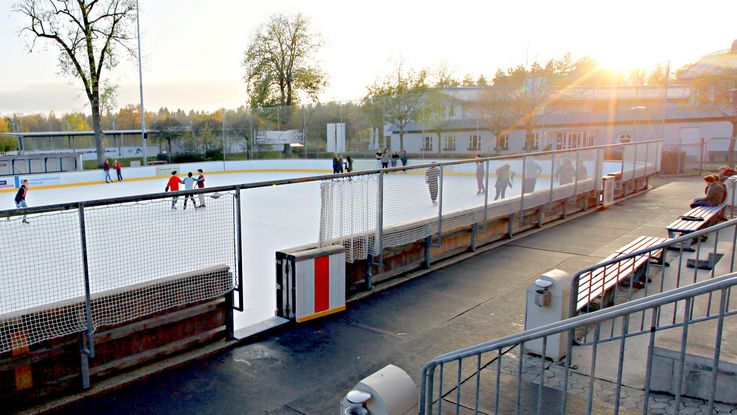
[0,129,157,138]
[678,41,737,79]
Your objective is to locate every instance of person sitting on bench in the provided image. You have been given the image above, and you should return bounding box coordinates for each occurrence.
[690,175,724,208]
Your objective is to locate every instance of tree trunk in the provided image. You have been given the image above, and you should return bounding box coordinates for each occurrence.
[728,120,737,167]
[91,96,105,167]
[399,130,404,152]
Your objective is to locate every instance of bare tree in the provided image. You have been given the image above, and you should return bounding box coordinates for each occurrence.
[243,13,326,108]
[690,68,737,165]
[478,86,515,153]
[365,62,428,151]
[15,0,136,166]
[418,89,454,154]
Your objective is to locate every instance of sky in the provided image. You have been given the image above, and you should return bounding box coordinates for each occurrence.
[0,0,736,115]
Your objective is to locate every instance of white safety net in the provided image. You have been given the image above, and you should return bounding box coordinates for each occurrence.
[318,175,378,262]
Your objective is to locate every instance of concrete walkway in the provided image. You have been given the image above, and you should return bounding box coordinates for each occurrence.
[58,178,736,414]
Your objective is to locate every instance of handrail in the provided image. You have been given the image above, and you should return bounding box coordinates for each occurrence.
[419,272,737,410]
[0,139,662,217]
[568,216,737,317]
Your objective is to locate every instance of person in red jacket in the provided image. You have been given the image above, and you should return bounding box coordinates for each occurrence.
[165,171,183,209]
[114,160,123,182]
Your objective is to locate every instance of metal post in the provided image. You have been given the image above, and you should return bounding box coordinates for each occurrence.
[376,171,384,270]
[222,110,227,167]
[644,140,651,176]
[437,166,444,246]
[482,159,490,229]
[234,186,244,312]
[135,0,147,165]
[548,152,555,205]
[519,156,527,225]
[78,203,94,389]
[699,137,705,177]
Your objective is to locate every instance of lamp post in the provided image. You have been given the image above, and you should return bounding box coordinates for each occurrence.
[135,0,147,165]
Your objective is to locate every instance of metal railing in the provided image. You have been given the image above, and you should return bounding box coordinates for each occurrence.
[419,271,737,414]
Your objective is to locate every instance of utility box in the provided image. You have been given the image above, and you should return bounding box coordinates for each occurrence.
[276,245,346,323]
[601,175,616,207]
[524,269,573,360]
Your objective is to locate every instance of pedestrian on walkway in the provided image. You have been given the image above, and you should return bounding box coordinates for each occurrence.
[391,151,399,168]
[196,169,206,208]
[14,179,30,224]
[475,155,485,195]
[375,149,383,169]
[400,150,408,172]
[114,160,123,182]
[165,171,183,209]
[494,164,513,200]
[425,163,440,205]
[182,172,198,209]
[103,160,112,183]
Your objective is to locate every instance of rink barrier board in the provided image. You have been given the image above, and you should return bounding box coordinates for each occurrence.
[0,265,234,411]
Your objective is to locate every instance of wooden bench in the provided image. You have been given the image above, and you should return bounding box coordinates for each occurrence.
[576,236,669,312]
[666,204,725,239]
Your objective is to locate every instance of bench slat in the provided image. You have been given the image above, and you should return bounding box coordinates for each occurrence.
[576,236,669,311]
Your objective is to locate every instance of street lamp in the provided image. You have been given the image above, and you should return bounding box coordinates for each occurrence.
[135,0,147,165]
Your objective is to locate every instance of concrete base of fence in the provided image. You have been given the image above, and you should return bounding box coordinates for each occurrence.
[649,346,737,404]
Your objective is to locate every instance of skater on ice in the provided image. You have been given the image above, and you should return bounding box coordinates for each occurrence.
[196,169,206,208]
[494,164,513,200]
[114,160,123,182]
[103,159,112,183]
[475,155,485,195]
[182,172,198,209]
[165,171,183,209]
[14,179,30,224]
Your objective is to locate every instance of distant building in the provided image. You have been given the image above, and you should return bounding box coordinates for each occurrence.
[388,41,737,161]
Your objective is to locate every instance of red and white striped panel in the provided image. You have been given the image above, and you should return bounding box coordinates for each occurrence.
[295,252,346,322]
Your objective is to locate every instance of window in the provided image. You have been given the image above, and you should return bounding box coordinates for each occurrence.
[422,136,433,151]
[619,133,632,144]
[496,134,509,151]
[526,132,540,150]
[443,135,456,151]
[468,135,481,151]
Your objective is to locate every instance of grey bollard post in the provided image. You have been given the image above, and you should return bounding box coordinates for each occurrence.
[341,364,417,415]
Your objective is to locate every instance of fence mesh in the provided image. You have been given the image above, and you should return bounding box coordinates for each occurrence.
[318,175,378,262]
[0,210,86,353]
[0,189,237,353]
[84,190,237,328]
[382,167,441,249]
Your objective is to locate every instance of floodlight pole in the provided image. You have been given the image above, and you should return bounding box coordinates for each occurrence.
[136,0,147,165]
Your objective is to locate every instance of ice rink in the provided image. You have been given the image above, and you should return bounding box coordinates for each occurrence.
[0,159,639,334]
